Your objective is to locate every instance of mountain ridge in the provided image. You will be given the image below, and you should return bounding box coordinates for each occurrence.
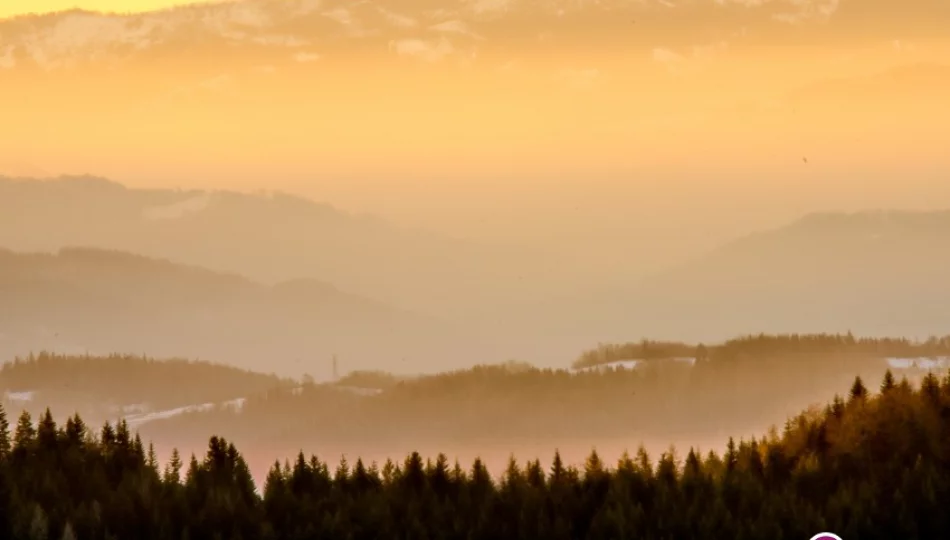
[0,244,488,377]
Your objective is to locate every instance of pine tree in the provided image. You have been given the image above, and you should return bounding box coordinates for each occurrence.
[164,448,183,485]
[881,370,896,393]
[14,410,36,449]
[147,443,159,471]
[550,450,565,484]
[0,404,10,460]
[36,408,57,450]
[849,376,868,403]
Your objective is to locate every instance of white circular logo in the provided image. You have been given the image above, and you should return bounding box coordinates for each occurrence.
[810,534,842,540]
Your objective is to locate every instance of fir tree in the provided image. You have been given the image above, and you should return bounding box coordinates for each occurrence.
[881,369,896,393]
[0,404,10,460]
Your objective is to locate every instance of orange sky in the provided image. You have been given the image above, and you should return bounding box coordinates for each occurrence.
[0,0,213,17]
[2,0,949,255]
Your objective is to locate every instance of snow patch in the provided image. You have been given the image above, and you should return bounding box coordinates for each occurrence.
[570,360,641,374]
[886,357,950,370]
[223,397,247,411]
[570,357,697,374]
[336,385,384,397]
[3,390,36,403]
[123,402,216,428]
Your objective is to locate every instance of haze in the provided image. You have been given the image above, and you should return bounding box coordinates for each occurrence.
[2,0,949,266]
[3,4,950,529]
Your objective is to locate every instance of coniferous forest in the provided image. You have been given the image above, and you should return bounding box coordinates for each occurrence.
[1,371,949,540]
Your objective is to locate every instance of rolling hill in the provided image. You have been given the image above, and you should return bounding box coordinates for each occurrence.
[0,175,579,326]
[591,210,950,341]
[0,245,490,376]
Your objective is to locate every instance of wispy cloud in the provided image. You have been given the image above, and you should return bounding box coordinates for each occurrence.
[429,20,484,40]
[377,6,417,29]
[293,51,321,63]
[0,46,14,69]
[467,0,513,16]
[652,41,729,76]
[555,68,605,91]
[251,35,310,47]
[770,0,841,24]
[389,38,455,63]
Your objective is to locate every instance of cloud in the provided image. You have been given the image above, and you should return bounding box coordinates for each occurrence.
[652,41,729,75]
[468,0,513,16]
[389,38,455,63]
[197,74,233,92]
[892,39,917,53]
[770,0,841,24]
[221,2,272,28]
[252,65,277,75]
[556,68,605,91]
[652,48,685,64]
[251,35,310,47]
[0,46,14,69]
[377,7,417,28]
[323,8,355,27]
[429,20,484,40]
[294,51,321,63]
[322,7,375,37]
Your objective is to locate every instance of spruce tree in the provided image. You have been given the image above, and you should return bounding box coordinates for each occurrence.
[164,448,183,485]
[849,376,868,403]
[881,370,896,393]
[0,404,10,460]
[14,410,36,449]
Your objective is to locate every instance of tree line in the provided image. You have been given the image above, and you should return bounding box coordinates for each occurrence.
[573,332,950,368]
[1,370,949,539]
[140,341,916,465]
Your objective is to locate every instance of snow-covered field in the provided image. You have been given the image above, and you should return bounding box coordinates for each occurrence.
[2,390,36,403]
[122,397,248,428]
[569,357,698,374]
[886,357,950,370]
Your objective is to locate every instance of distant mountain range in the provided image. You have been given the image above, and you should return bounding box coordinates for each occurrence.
[0,175,577,323]
[3,175,950,370]
[589,210,950,342]
[0,245,490,377]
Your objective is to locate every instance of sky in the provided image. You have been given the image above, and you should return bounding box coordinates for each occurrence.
[0,0,204,18]
[1,0,949,261]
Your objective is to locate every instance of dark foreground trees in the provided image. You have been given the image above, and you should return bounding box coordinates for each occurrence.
[1,371,949,540]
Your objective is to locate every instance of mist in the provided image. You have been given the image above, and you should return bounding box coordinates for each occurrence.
[1,2,950,536]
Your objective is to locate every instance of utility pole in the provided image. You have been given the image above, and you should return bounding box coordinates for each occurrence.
[332,354,338,381]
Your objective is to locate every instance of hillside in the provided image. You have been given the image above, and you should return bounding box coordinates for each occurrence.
[577,210,950,342]
[132,333,948,483]
[0,246,485,376]
[2,370,949,538]
[0,352,290,427]
[0,176,578,325]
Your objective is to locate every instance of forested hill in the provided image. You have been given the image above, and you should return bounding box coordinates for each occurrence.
[0,246,480,377]
[135,333,946,483]
[573,333,950,369]
[0,353,291,427]
[1,372,949,539]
